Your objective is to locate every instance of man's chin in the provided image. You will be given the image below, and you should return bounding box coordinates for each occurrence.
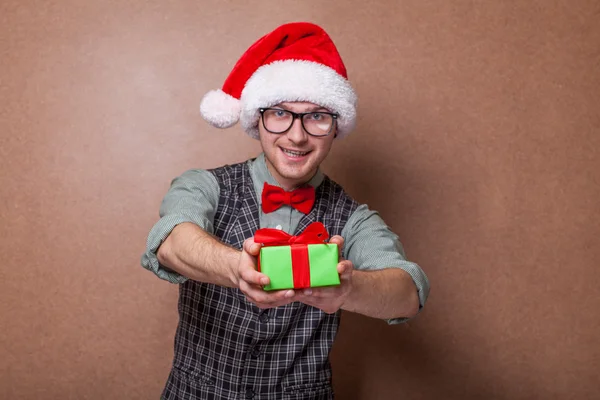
[276,165,315,183]
[279,169,309,181]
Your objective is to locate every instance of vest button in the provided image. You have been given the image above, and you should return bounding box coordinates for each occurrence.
[258,312,270,323]
[250,346,261,358]
[245,388,255,399]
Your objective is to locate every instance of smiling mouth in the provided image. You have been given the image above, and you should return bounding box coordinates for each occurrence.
[280,147,311,157]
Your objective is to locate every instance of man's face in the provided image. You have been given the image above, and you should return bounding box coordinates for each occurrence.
[258,102,336,190]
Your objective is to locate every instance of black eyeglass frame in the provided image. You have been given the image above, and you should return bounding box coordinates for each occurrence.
[259,108,338,137]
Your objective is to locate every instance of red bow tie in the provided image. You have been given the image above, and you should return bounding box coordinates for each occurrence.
[261,182,315,214]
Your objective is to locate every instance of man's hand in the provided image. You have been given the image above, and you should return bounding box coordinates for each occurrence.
[236,238,297,309]
[294,235,354,314]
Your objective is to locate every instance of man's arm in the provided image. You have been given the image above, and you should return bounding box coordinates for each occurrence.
[158,223,296,308]
[141,168,296,309]
[157,222,239,287]
[343,266,420,319]
[140,169,220,283]
[295,205,430,322]
[294,236,420,319]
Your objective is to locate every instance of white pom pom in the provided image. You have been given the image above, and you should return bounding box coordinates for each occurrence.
[199,89,241,128]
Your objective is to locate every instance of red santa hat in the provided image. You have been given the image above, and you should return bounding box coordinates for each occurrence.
[199,22,357,139]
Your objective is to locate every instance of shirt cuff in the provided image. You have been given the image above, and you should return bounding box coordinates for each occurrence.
[140,215,211,284]
[141,252,188,284]
[383,261,430,325]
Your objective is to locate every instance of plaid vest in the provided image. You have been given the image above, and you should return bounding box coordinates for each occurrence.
[162,160,359,400]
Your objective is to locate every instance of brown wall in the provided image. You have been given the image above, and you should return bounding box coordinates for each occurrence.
[1,1,599,399]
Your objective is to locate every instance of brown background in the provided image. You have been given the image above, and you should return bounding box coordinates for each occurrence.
[1,0,599,399]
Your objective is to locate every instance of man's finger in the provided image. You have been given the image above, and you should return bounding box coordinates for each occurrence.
[254,290,297,309]
[240,263,270,286]
[243,238,262,256]
[246,288,295,305]
[329,235,344,259]
[304,287,338,298]
[239,238,269,285]
[337,260,354,279]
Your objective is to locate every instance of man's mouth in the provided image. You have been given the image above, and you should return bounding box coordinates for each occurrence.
[280,147,311,158]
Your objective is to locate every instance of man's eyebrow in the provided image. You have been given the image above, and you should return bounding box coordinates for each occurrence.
[274,104,331,113]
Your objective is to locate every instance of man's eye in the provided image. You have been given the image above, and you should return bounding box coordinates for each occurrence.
[310,113,323,120]
[275,110,287,117]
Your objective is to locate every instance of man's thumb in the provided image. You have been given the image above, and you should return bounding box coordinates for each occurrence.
[243,238,262,256]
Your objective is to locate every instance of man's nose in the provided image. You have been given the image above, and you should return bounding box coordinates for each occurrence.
[286,117,309,143]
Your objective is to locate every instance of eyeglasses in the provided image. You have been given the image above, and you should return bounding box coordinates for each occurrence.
[259,108,338,137]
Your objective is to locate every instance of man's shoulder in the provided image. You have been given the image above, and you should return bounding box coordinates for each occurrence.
[206,157,255,173]
[205,157,255,178]
[171,157,255,191]
[320,174,361,204]
[318,174,364,220]
[201,156,258,191]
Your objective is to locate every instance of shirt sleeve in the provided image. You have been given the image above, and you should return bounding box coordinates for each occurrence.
[140,169,220,284]
[341,204,430,324]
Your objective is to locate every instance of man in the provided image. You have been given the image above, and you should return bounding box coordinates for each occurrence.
[141,22,430,400]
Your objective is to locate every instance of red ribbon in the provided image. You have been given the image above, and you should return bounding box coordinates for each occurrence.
[255,222,329,289]
[254,222,329,246]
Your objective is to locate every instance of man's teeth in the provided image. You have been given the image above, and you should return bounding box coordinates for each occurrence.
[282,149,309,157]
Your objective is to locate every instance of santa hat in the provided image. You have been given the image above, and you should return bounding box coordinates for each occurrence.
[199,22,357,139]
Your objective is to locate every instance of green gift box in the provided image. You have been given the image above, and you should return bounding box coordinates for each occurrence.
[254,222,340,291]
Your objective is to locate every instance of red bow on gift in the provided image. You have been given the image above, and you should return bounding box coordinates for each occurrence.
[261,183,315,214]
[254,222,329,246]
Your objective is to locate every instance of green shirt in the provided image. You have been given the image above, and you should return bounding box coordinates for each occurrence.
[141,153,430,323]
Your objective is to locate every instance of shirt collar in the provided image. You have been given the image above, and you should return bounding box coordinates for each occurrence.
[249,153,324,201]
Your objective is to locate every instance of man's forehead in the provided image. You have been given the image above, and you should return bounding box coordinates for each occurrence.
[275,102,330,112]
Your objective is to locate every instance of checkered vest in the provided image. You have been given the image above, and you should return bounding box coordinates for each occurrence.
[162,160,359,400]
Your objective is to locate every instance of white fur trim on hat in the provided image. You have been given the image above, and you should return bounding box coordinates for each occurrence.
[239,60,357,139]
[200,89,241,128]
